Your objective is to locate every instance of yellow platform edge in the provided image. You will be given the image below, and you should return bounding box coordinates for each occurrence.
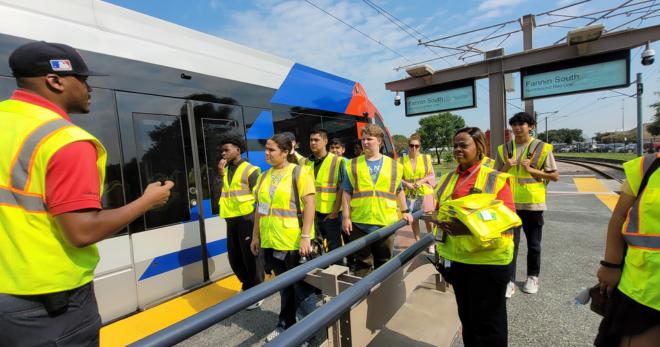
[572,177,618,212]
[100,275,242,347]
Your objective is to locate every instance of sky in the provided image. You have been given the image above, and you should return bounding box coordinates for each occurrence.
[105,0,660,140]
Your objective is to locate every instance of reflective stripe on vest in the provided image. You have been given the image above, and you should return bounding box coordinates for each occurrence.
[622,153,660,249]
[400,154,433,196]
[0,186,46,212]
[302,154,340,213]
[218,161,258,218]
[347,156,402,226]
[0,99,106,294]
[9,118,72,191]
[497,138,552,204]
[618,153,660,311]
[255,164,314,250]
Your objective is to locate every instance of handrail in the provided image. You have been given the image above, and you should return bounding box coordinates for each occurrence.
[267,233,435,347]
[129,210,424,347]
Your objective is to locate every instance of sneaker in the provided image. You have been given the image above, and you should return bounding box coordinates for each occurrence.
[522,276,539,294]
[265,327,285,342]
[505,281,516,298]
[246,299,264,311]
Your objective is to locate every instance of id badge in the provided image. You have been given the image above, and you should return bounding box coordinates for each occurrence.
[258,202,270,215]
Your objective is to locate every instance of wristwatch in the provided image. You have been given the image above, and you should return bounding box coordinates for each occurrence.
[401,209,411,214]
[600,260,623,269]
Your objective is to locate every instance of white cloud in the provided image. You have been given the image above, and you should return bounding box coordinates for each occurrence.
[478,0,526,11]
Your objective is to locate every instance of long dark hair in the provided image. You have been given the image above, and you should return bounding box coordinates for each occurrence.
[454,127,486,160]
[270,133,297,163]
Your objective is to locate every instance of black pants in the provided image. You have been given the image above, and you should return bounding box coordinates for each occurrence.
[315,212,342,251]
[0,282,101,347]
[509,210,544,281]
[349,223,394,277]
[263,249,317,329]
[226,214,264,290]
[449,262,509,347]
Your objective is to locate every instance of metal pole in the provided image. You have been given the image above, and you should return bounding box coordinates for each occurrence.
[522,14,535,117]
[636,72,644,155]
[489,66,506,157]
[545,117,548,143]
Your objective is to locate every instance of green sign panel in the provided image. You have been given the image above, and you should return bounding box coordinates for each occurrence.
[405,79,475,117]
[521,50,630,100]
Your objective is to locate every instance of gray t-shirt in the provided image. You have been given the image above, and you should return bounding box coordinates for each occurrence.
[494,139,557,211]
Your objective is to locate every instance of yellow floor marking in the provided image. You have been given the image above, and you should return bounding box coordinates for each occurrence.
[573,177,610,193]
[100,275,242,347]
[572,177,618,211]
[595,194,618,212]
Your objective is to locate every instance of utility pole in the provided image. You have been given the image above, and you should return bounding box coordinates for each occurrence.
[636,72,644,155]
[522,14,535,118]
[546,116,549,143]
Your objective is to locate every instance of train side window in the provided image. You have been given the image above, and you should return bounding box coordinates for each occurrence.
[273,112,323,157]
[243,107,273,171]
[69,89,128,235]
[133,113,191,229]
[0,76,15,99]
[375,115,394,156]
[322,117,358,158]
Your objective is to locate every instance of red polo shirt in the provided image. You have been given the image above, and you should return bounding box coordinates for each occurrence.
[452,161,515,212]
[11,90,101,216]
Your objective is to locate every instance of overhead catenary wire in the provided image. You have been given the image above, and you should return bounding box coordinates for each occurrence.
[303,0,414,63]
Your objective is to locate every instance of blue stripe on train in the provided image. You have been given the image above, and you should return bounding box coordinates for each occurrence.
[270,63,354,114]
[138,238,228,281]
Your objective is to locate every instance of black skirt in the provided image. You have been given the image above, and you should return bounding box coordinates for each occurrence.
[594,287,660,347]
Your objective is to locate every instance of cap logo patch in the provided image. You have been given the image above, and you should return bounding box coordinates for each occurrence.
[50,59,73,72]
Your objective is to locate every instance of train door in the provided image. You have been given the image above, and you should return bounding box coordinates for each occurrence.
[115,92,240,309]
[188,99,246,281]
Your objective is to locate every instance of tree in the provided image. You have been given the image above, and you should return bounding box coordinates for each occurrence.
[392,134,408,156]
[417,112,465,163]
[545,128,584,144]
[649,93,660,136]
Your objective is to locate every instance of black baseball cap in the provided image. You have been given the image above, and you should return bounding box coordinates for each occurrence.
[9,41,105,78]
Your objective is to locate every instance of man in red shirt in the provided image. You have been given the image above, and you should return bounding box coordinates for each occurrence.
[0,41,173,346]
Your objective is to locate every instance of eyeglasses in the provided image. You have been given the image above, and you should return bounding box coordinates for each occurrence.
[409,144,420,148]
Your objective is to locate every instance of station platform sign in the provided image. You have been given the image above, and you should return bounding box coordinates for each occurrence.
[404,78,476,117]
[521,50,630,100]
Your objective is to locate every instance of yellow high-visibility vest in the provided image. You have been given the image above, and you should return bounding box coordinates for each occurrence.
[497,138,553,204]
[618,153,660,311]
[399,154,434,196]
[301,153,341,214]
[219,161,259,218]
[433,165,517,265]
[346,155,403,226]
[481,156,496,169]
[0,99,107,295]
[255,163,315,251]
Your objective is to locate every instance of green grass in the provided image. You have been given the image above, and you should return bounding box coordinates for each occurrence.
[555,152,638,161]
[433,161,456,175]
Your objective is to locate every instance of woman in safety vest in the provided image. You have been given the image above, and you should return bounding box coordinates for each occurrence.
[250,133,317,343]
[595,153,660,347]
[432,127,518,347]
[399,133,436,242]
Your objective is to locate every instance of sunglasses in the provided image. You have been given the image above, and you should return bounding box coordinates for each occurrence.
[409,144,420,148]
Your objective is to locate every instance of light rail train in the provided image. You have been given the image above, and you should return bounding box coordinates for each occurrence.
[0,0,395,323]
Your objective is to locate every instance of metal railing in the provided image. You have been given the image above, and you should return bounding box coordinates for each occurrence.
[266,232,435,347]
[129,210,424,347]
